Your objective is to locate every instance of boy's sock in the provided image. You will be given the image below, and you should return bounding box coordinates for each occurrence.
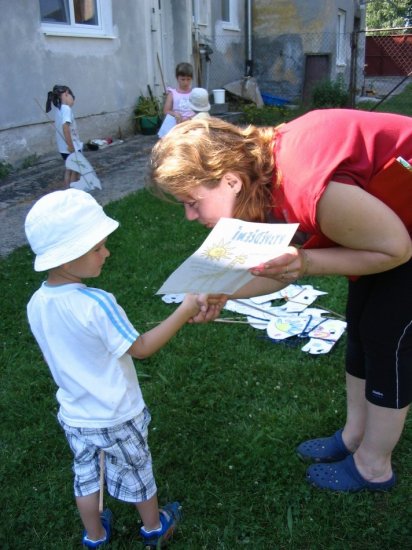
[83,529,107,544]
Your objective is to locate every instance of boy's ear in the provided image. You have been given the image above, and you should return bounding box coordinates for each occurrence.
[222,172,242,194]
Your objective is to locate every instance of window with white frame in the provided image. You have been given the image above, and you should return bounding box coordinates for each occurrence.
[221,0,239,30]
[192,0,208,26]
[39,0,114,37]
[336,9,347,65]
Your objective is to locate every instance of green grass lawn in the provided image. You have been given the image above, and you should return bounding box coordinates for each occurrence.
[1,191,411,550]
[358,82,412,117]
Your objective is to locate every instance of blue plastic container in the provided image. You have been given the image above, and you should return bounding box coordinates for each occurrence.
[261,92,290,106]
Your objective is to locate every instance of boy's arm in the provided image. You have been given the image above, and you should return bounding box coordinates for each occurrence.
[62,122,75,152]
[127,295,200,359]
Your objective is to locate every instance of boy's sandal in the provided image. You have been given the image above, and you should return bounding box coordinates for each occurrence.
[296,428,351,463]
[82,508,112,548]
[306,454,396,493]
[141,501,182,548]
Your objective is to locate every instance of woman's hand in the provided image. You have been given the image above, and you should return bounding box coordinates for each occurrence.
[250,246,308,283]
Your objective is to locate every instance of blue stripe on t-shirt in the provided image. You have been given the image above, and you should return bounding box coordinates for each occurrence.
[78,288,138,343]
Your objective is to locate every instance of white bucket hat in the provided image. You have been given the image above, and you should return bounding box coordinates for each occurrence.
[187,88,211,112]
[25,189,119,271]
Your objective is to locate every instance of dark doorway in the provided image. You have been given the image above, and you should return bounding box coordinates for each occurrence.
[302,54,330,103]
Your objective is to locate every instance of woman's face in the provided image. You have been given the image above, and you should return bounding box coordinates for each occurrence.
[176,173,241,228]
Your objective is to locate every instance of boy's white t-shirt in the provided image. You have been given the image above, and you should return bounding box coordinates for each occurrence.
[54,104,83,154]
[27,282,145,428]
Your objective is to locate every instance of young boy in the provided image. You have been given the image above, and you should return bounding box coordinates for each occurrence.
[187,88,211,120]
[25,189,206,548]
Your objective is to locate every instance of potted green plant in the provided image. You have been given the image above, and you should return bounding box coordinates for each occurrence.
[134,94,162,135]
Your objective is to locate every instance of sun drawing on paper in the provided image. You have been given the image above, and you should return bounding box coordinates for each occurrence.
[202,239,234,262]
[187,238,249,291]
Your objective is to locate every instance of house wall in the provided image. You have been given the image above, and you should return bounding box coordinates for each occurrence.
[252,0,363,101]
[190,0,247,91]
[210,1,247,89]
[0,0,155,164]
[168,0,194,86]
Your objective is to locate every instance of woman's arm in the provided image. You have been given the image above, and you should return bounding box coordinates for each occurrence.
[313,181,412,274]
[193,182,412,316]
[252,182,412,280]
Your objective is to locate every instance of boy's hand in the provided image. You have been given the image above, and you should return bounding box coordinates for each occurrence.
[180,293,201,315]
[188,293,227,323]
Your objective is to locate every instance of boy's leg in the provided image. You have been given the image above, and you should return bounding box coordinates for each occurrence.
[65,169,81,186]
[136,493,161,531]
[63,168,72,187]
[63,168,81,186]
[139,501,182,547]
[76,492,106,542]
[69,169,81,183]
[58,417,111,544]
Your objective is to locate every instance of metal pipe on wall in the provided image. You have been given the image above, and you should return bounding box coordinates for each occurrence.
[245,0,253,76]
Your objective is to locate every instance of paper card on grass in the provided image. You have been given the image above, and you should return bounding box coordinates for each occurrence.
[266,315,310,340]
[157,218,299,295]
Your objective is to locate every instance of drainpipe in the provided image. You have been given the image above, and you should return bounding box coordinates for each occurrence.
[245,0,253,76]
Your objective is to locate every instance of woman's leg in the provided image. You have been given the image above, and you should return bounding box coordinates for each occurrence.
[342,372,367,451]
[353,402,409,482]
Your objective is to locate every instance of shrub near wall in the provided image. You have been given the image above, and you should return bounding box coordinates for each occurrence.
[311,79,349,108]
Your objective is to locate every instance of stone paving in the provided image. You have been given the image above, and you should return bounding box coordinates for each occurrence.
[0,133,158,257]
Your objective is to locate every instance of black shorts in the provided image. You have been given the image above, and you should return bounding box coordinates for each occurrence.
[61,150,81,161]
[345,257,412,409]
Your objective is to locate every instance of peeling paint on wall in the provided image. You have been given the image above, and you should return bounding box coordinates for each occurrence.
[253,1,362,103]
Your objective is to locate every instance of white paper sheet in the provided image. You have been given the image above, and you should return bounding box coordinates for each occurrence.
[157,217,299,294]
[66,152,102,191]
[157,114,177,137]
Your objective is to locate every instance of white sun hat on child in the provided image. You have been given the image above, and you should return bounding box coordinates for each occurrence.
[25,189,119,271]
[187,88,211,112]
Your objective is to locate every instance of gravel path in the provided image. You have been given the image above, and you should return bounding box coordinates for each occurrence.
[0,134,157,257]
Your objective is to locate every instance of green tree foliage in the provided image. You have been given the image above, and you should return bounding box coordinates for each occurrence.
[366,0,412,29]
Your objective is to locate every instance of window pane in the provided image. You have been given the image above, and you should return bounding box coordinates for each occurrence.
[40,0,69,23]
[222,0,230,22]
[74,0,98,25]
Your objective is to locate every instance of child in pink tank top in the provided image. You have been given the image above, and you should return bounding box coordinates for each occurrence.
[163,62,195,123]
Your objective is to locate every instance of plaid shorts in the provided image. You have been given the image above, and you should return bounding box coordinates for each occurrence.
[58,407,157,503]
